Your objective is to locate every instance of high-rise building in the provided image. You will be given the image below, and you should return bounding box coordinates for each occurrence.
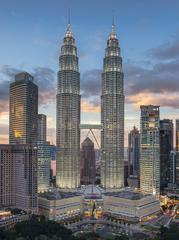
[14,145,38,212]
[169,150,177,185]
[176,119,179,151]
[160,119,173,189]
[80,137,96,185]
[56,22,80,188]
[128,126,140,176]
[37,114,50,192]
[9,72,38,144]
[175,152,179,186]
[37,114,47,142]
[0,144,38,212]
[37,141,51,193]
[101,21,124,189]
[140,105,160,197]
[0,145,14,207]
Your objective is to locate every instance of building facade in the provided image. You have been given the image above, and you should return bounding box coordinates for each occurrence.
[169,151,177,185]
[37,114,47,142]
[176,120,179,152]
[37,141,51,193]
[9,72,38,144]
[128,126,140,176]
[0,144,38,212]
[140,105,160,197]
[101,22,124,189]
[160,119,173,189]
[80,137,96,185]
[0,145,14,207]
[56,23,80,188]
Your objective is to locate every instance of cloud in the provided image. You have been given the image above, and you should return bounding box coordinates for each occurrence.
[126,93,179,109]
[81,69,101,98]
[0,123,9,135]
[149,37,179,60]
[32,67,56,105]
[81,100,100,113]
[124,59,179,97]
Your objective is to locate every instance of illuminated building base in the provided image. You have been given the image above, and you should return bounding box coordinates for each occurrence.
[38,186,160,223]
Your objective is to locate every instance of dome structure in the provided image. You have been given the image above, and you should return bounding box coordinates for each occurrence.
[83,185,104,197]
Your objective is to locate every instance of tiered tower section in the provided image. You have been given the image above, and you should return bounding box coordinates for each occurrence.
[101,22,124,189]
[56,23,80,189]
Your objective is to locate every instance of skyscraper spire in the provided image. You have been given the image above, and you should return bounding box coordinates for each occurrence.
[65,8,73,38]
[109,16,117,39]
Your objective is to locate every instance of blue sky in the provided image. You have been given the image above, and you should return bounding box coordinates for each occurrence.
[1,0,179,145]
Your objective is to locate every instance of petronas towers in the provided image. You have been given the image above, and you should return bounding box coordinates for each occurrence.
[56,23,80,188]
[56,20,124,189]
[101,23,124,189]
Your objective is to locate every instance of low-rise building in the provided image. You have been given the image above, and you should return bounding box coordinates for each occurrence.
[104,190,160,222]
[38,186,160,224]
[38,189,83,221]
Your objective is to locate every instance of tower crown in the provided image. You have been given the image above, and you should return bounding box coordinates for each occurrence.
[65,23,73,38]
[108,17,117,40]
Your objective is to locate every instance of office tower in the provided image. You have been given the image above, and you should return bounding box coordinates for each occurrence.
[9,72,38,144]
[37,113,50,192]
[0,144,38,212]
[37,114,47,142]
[80,137,96,185]
[101,21,124,189]
[176,119,179,151]
[128,126,140,176]
[56,22,80,188]
[160,119,173,189]
[0,145,14,207]
[37,142,51,193]
[169,151,177,185]
[140,105,160,197]
[175,152,179,185]
[14,145,38,212]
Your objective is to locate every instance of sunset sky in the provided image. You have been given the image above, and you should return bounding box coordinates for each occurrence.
[0,0,179,146]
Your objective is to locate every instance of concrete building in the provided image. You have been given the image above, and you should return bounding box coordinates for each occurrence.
[9,72,38,144]
[37,114,47,142]
[101,21,124,189]
[56,22,80,189]
[0,144,38,213]
[160,119,173,189]
[128,126,140,176]
[80,137,96,185]
[140,105,160,198]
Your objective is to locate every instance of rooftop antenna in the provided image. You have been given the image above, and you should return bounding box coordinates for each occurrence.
[68,8,71,25]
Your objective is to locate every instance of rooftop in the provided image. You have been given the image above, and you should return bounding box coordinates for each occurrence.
[104,190,147,200]
[38,189,82,200]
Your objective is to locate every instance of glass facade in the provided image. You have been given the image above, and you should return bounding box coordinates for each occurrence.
[101,23,124,188]
[160,119,173,189]
[9,72,38,145]
[140,105,160,198]
[128,126,140,176]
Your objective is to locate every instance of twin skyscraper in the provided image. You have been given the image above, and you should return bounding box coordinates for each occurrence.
[56,20,124,189]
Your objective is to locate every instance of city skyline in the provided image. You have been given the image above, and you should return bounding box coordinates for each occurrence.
[1,0,179,147]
